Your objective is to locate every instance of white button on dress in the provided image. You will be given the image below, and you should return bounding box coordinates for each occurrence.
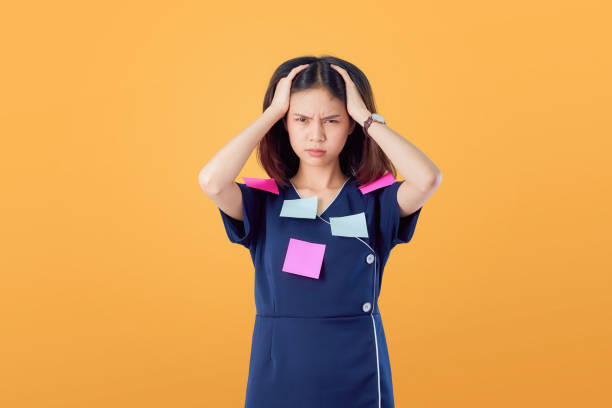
[366,253,375,264]
[362,302,372,312]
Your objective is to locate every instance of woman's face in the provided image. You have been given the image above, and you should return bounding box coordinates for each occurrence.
[284,88,355,166]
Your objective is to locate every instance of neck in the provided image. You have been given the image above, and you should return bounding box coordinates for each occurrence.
[290,166,349,190]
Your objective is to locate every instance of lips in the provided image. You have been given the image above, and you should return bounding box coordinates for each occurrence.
[306,149,325,157]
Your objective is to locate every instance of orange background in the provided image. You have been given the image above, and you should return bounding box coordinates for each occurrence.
[1,1,610,407]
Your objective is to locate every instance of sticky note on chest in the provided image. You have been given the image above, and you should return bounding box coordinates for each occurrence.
[279,196,318,219]
[358,172,395,194]
[282,238,326,279]
[329,212,369,238]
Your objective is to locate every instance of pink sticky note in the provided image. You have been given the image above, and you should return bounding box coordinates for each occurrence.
[241,177,279,195]
[358,172,396,194]
[282,238,326,279]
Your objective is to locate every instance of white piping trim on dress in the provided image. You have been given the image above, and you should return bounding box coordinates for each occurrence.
[290,177,382,408]
[359,238,382,408]
[370,313,382,408]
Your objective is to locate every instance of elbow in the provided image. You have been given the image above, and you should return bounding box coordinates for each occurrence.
[198,160,216,186]
[428,171,442,190]
[198,169,210,188]
[198,170,220,195]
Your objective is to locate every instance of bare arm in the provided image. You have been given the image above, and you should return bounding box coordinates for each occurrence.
[198,64,309,220]
[330,64,442,218]
[358,115,442,217]
[198,107,281,220]
[198,107,281,194]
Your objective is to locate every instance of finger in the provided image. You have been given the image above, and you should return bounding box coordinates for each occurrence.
[330,63,344,72]
[330,64,350,80]
[287,64,309,79]
[292,64,309,72]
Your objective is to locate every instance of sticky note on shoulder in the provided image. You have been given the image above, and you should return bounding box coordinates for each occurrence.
[358,172,396,194]
[329,212,369,238]
[241,177,279,194]
[282,238,326,279]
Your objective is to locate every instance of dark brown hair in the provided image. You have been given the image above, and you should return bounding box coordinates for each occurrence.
[257,55,398,189]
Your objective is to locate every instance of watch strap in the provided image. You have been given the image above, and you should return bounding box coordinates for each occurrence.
[363,115,374,138]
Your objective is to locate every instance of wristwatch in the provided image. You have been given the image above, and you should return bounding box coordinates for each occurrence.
[363,112,386,137]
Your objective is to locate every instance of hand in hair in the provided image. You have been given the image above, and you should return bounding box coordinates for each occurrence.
[267,64,310,120]
[330,63,371,126]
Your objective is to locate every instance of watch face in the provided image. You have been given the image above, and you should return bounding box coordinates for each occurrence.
[372,113,385,123]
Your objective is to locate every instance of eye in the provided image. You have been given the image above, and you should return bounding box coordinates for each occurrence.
[294,117,338,123]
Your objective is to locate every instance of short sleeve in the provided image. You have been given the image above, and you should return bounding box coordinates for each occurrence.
[218,181,264,250]
[376,180,423,251]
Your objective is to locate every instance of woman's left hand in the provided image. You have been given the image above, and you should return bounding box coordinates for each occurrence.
[330,64,371,126]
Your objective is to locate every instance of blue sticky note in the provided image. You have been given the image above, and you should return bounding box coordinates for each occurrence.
[329,212,369,238]
[279,196,318,219]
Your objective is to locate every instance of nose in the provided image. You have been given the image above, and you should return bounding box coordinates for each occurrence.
[309,120,326,142]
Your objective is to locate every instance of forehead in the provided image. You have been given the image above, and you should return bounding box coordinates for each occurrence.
[289,88,344,113]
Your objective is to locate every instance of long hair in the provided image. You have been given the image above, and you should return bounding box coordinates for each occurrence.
[257,55,397,189]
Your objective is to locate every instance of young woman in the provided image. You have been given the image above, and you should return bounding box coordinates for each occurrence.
[198,56,441,408]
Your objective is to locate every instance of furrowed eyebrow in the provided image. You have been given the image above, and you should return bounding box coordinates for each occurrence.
[293,113,341,119]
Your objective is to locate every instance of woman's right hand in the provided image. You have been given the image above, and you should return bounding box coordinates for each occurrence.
[267,64,310,120]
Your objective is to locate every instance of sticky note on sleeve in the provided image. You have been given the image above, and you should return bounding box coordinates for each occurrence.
[241,177,279,194]
[358,172,395,194]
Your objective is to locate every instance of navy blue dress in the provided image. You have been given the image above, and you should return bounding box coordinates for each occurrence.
[218,174,422,408]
